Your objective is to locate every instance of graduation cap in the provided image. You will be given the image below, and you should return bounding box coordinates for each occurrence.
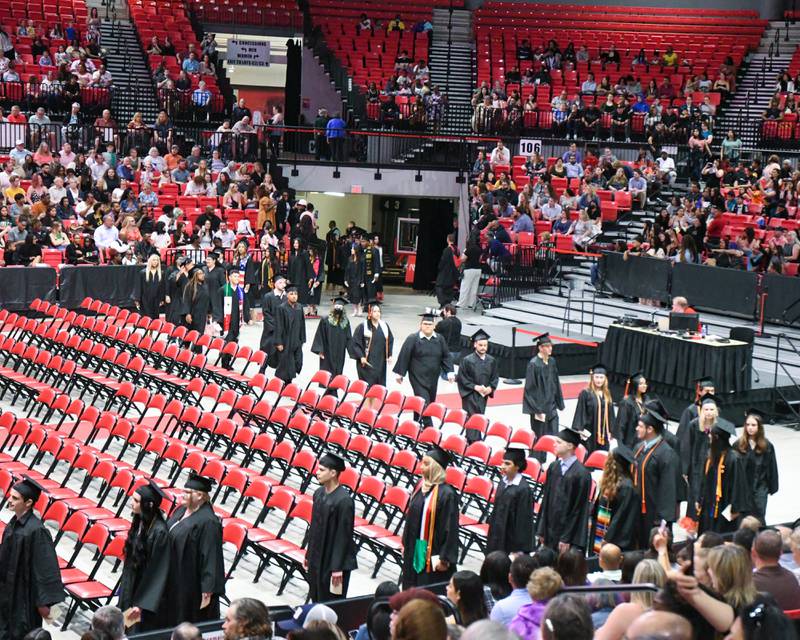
[184,472,215,493]
[624,371,646,396]
[744,407,765,421]
[695,376,715,395]
[206,251,221,261]
[367,299,381,309]
[471,329,491,343]
[273,274,287,283]
[712,418,737,440]
[590,362,608,375]
[612,445,636,465]
[136,479,167,508]
[226,264,242,276]
[319,452,346,473]
[556,427,582,447]
[640,408,666,432]
[699,393,721,408]
[286,284,299,293]
[503,446,527,471]
[332,296,349,308]
[419,308,439,322]
[13,476,44,503]
[425,444,453,469]
[644,398,671,423]
[534,333,552,347]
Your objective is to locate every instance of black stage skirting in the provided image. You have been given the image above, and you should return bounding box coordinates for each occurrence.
[58,265,142,309]
[601,251,800,323]
[460,323,599,378]
[0,266,57,310]
[601,324,752,394]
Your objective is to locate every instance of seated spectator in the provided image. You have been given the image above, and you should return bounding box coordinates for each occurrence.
[541,197,562,222]
[386,14,405,32]
[199,54,215,76]
[571,210,600,250]
[588,544,623,583]
[751,530,800,610]
[92,63,113,87]
[661,47,678,68]
[581,72,597,95]
[541,595,593,640]
[595,559,666,640]
[489,140,510,170]
[93,214,127,253]
[213,221,236,248]
[511,208,534,234]
[553,209,572,234]
[763,97,783,121]
[413,59,430,81]
[628,170,648,209]
[509,568,563,640]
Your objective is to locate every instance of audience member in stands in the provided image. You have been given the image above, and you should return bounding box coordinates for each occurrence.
[588,544,623,583]
[751,530,800,610]
[90,607,125,640]
[595,559,666,640]
[221,598,273,640]
[540,595,593,640]
[447,571,488,627]
[509,567,563,640]
[393,599,446,640]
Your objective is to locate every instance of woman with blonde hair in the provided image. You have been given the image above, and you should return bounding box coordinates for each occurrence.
[135,253,166,318]
[222,182,246,210]
[686,394,723,521]
[706,544,758,611]
[595,559,666,640]
[572,363,615,453]
[509,567,563,640]
[400,445,459,589]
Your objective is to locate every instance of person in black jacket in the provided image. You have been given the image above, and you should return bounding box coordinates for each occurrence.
[593,445,641,552]
[135,254,167,319]
[435,234,461,308]
[434,304,462,364]
[274,285,306,383]
[455,234,483,309]
[523,333,565,462]
[119,480,170,631]
[344,245,365,317]
[231,240,259,319]
[203,252,226,327]
[220,267,246,368]
[166,256,192,326]
[614,371,650,450]
[401,445,460,588]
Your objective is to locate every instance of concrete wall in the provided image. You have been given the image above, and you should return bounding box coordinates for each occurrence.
[300,47,344,124]
[294,192,374,237]
[466,0,790,20]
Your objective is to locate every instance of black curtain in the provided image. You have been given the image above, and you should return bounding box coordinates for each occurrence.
[413,198,454,291]
[283,39,302,160]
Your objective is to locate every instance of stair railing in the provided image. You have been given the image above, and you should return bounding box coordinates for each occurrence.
[772,334,800,425]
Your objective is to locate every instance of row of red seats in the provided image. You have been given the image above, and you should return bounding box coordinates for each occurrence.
[480,3,759,19]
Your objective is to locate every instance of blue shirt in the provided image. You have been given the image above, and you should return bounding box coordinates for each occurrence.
[182,58,200,73]
[560,454,577,475]
[326,118,346,139]
[192,88,211,106]
[512,214,534,233]
[490,588,532,625]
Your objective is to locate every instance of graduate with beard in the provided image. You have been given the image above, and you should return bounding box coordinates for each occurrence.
[119,480,170,632]
[274,284,306,383]
[349,300,394,390]
[311,297,352,380]
[457,329,499,442]
[537,428,592,552]
[165,473,226,626]
[614,372,650,449]
[593,446,640,552]
[522,333,565,463]
[393,311,455,425]
[401,445,460,589]
[697,419,749,535]
[633,409,680,547]
[220,267,245,369]
[486,447,535,554]
[204,252,226,326]
[304,452,357,602]
[258,274,286,373]
[0,477,63,640]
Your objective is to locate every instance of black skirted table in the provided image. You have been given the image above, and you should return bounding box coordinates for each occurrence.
[601,324,752,393]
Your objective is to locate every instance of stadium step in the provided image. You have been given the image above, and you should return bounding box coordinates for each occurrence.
[99,19,161,124]
[428,8,474,136]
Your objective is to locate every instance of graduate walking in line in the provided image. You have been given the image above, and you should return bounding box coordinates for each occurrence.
[304,452,358,602]
[614,372,651,450]
[486,447,535,554]
[393,311,455,425]
[258,274,286,373]
[135,254,167,319]
[349,300,394,395]
[220,267,246,369]
[456,328,499,442]
[273,284,306,384]
[735,408,779,525]
[593,446,641,553]
[311,297,352,380]
[572,363,616,454]
[0,477,63,640]
[522,333,565,463]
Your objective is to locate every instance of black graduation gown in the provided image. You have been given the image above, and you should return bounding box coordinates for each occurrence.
[596,478,641,552]
[220,285,244,367]
[166,270,189,325]
[259,291,285,363]
[204,266,226,324]
[307,253,324,306]
[522,356,565,419]
[401,483,460,589]
[486,476,535,554]
[344,258,365,304]
[537,458,592,550]
[633,438,680,544]
[457,352,499,440]
[0,511,64,640]
[675,403,699,472]
[306,485,358,602]
[349,320,394,385]
[393,333,453,405]
[184,286,210,335]
[325,230,343,285]
[434,316,463,355]
[136,270,166,319]
[362,247,382,302]
[288,251,311,303]
[686,420,711,518]
[165,503,226,626]
[435,245,460,289]
[274,300,306,382]
[740,442,779,523]
[614,395,648,449]
[572,389,616,454]
[698,448,750,534]
[118,518,170,631]
[311,317,352,376]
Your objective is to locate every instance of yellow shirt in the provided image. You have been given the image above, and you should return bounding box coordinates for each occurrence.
[662,52,678,66]
[4,186,24,204]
